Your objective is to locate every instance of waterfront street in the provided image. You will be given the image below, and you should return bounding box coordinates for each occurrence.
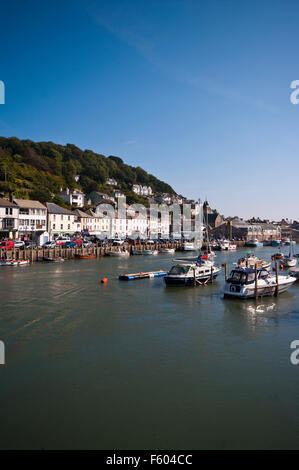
[1,247,299,449]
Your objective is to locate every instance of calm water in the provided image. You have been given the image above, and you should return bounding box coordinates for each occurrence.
[1,246,299,450]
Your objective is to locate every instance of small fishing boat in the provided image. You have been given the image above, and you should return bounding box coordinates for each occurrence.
[224,267,296,299]
[246,238,263,248]
[43,256,64,262]
[272,240,282,247]
[164,257,221,286]
[107,249,130,257]
[237,252,271,271]
[160,248,175,254]
[75,253,96,259]
[143,249,159,255]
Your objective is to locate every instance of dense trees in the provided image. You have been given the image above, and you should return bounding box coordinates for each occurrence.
[0,137,176,204]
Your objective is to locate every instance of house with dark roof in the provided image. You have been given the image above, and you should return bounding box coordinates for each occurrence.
[0,197,19,239]
[46,203,79,237]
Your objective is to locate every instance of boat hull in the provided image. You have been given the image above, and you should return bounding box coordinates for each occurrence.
[224,278,296,299]
[164,271,219,286]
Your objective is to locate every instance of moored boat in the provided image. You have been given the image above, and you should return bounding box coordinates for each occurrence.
[75,253,96,259]
[160,248,175,254]
[143,249,159,255]
[164,257,221,286]
[237,252,271,271]
[224,267,296,299]
[107,249,130,257]
[246,238,263,248]
[272,240,282,247]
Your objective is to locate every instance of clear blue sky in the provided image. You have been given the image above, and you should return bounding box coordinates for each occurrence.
[0,0,299,220]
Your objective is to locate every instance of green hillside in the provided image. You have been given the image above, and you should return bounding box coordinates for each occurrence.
[0,137,176,207]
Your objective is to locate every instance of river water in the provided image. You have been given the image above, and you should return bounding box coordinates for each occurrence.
[1,246,299,449]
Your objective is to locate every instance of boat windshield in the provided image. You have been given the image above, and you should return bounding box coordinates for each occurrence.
[169,265,190,275]
[230,271,249,283]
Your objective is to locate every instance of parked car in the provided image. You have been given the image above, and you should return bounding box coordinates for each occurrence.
[24,241,37,249]
[14,240,25,248]
[55,236,71,245]
[82,240,92,248]
[43,241,56,249]
[63,241,77,248]
[1,240,14,250]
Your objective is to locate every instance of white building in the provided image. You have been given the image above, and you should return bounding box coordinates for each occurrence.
[106,178,117,186]
[46,203,78,238]
[14,199,47,240]
[131,184,153,197]
[0,198,19,239]
[60,188,85,208]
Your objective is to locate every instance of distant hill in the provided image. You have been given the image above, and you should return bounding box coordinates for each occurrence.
[0,137,176,207]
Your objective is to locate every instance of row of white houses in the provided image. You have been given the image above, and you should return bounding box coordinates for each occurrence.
[0,197,175,240]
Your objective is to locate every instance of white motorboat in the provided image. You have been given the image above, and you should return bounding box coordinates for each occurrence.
[108,249,130,257]
[143,249,159,255]
[219,240,230,250]
[165,257,221,286]
[224,267,296,299]
[228,244,237,250]
[160,248,175,254]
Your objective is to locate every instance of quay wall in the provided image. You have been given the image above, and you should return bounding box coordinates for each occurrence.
[0,241,184,262]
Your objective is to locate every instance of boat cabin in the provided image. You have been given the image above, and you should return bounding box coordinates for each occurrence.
[227,268,270,285]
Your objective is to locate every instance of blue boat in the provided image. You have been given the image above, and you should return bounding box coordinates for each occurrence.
[246,238,263,248]
[272,240,282,247]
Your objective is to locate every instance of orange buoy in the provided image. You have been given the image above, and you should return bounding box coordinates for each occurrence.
[101,277,108,284]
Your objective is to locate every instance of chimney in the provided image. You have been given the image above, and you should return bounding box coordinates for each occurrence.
[9,192,14,203]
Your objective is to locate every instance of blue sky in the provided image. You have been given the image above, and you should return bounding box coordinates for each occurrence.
[0,0,299,220]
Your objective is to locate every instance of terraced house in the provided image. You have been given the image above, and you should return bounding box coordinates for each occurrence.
[0,198,19,239]
[14,199,47,240]
[46,203,78,238]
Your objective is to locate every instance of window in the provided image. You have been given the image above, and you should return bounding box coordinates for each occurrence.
[61,224,63,230]
[68,224,70,230]
[53,224,56,229]
[5,208,12,215]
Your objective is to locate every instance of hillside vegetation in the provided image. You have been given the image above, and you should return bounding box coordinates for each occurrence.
[0,137,175,206]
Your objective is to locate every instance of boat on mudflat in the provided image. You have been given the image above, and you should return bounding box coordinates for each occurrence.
[224,267,296,299]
